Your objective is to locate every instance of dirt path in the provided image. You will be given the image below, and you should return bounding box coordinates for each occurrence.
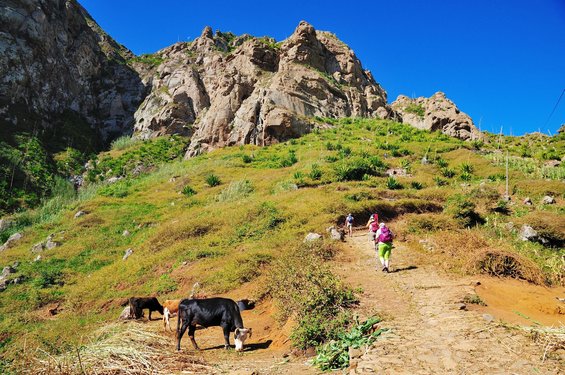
[337,232,563,374]
[159,231,563,374]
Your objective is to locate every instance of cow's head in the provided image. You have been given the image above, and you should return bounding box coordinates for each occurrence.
[234,328,252,351]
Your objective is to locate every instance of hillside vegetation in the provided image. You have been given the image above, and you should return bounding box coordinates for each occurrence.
[0,118,563,372]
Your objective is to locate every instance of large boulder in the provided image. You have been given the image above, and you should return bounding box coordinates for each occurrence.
[391,92,482,141]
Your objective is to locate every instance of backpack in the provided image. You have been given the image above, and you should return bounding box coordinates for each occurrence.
[369,214,379,231]
[347,215,354,224]
[378,226,393,243]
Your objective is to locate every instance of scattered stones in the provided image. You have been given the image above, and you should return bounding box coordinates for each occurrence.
[31,234,60,252]
[31,242,45,253]
[519,225,538,241]
[1,266,16,279]
[523,197,532,205]
[304,233,322,242]
[123,248,133,260]
[45,235,59,250]
[542,195,555,205]
[327,226,345,241]
[74,210,87,219]
[386,168,409,177]
[0,232,23,252]
[122,230,130,237]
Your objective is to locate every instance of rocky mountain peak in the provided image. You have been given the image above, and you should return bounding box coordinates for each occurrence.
[130,21,390,156]
[391,92,482,141]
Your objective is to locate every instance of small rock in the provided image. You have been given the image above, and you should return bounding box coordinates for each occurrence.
[45,239,59,250]
[304,233,322,242]
[74,210,87,219]
[0,282,6,292]
[326,226,344,241]
[123,248,133,260]
[542,195,555,205]
[31,242,45,253]
[2,266,16,278]
[520,225,537,241]
[34,255,42,262]
[458,303,467,310]
[9,276,24,285]
[122,230,130,237]
[482,314,494,322]
[107,176,122,184]
[0,232,23,251]
[523,197,532,205]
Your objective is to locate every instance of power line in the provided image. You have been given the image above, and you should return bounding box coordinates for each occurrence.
[542,88,565,128]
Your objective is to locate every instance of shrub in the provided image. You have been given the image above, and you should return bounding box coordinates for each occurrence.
[446,194,483,227]
[181,185,197,197]
[242,154,253,164]
[440,167,456,178]
[434,177,447,186]
[404,103,425,118]
[471,249,543,284]
[269,242,357,348]
[312,316,385,370]
[205,173,221,187]
[436,157,449,168]
[309,164,323,180]
[334,157,383,182]
[410,181,424,190]
[460,171,473,181]
[386,177,403,190]
[460,163,474,174]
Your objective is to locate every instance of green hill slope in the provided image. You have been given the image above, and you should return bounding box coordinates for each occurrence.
[0,118,563,371]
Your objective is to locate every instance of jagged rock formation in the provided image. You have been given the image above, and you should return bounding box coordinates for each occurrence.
[0,0,144,142]
[391,92,481,140]
[131,21,390,156]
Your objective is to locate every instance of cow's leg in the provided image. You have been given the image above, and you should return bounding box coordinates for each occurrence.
[222,325,231,349]
[177,320,189,351]
[188,325,200,350]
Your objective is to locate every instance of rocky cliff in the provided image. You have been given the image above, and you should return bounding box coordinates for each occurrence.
[0,0,144,144]
[130,21,391,156]
[391,92,481,141]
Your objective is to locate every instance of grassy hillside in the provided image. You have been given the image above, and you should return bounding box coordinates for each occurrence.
[0,118,563,371]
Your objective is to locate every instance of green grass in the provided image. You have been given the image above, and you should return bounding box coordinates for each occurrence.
[0,116,564,371]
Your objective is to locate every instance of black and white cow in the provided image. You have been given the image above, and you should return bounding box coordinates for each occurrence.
[176,297,252,351]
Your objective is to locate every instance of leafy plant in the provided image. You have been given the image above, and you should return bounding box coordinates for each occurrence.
[312,316,385,370]
[205,173,221,187]
[386,176,403,190]
[404,103,425,118]
[441,167,456,178]
[181,185,197,197]
[411,181,424,190]
[309,164,323,180]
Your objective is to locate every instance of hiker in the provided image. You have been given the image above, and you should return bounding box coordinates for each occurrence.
[366,213,379,243]
[375,222,394,273]
[345,213,354,237]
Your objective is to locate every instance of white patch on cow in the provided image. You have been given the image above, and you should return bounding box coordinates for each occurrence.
[234,328,252,351]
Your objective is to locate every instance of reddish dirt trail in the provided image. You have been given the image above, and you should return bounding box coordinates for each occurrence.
[338,230,564,374]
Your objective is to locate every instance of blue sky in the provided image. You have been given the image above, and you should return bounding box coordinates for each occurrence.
[80,0,565,136]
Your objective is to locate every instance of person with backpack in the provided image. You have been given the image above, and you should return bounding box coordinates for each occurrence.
[366,213,379,243]
[344,213,354,238]
[375,222,394,273]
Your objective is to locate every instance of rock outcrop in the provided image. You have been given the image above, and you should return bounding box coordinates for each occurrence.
[0,0,144,142]
[391,92,481,141]
[131,21,390,156]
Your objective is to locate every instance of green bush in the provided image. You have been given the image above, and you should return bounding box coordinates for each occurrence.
[312,316,385,370]
[411,181,424,190]
[334,157,384,182]
[404,103,425,118]
[386,176,403,190]
[269,242,357,348]
[99,180,131,198]
[205,173,221,187]
[242,154,253,164]
[309,164,323,180]
[446,194,483,227]
[441,167,456,178]
[181,185,197,197]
